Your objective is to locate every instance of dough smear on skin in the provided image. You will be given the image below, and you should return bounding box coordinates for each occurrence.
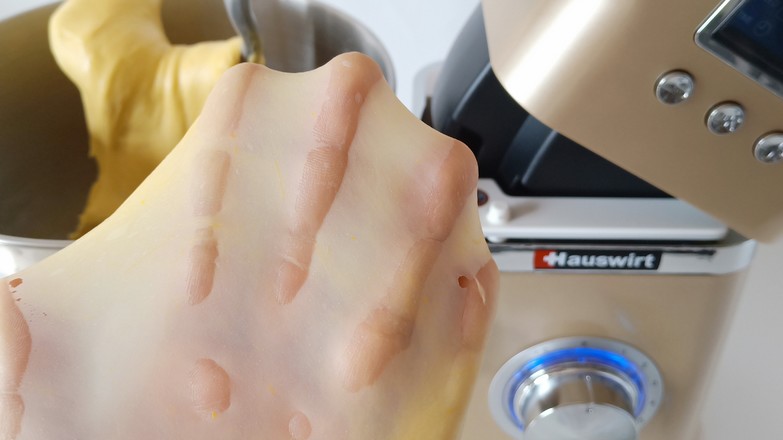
[1,53,497,439]
[49,0,244,237]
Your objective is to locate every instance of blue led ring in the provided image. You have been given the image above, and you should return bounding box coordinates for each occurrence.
[488,337,664,438]
[504,347,647,429]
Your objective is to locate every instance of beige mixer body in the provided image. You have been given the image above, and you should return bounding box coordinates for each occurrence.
[460,269,746,439]
[483,0,783,242]
[459,1,780,437]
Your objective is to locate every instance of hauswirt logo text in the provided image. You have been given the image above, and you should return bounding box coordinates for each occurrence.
[534,249,663,271]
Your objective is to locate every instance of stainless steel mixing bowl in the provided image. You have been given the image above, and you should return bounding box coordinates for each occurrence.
[0,0,395,276]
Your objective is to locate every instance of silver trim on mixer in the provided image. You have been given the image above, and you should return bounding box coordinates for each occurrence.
[489,337,664,440]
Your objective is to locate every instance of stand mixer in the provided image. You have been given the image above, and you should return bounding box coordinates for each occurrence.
[424,0,783,438]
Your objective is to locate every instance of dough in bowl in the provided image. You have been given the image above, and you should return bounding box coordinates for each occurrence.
[49,0,243,237]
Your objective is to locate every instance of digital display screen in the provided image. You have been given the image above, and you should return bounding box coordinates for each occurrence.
[711,0,783,85]
[696,0,783,97]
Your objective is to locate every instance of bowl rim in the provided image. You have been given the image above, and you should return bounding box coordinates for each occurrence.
[0,233,71,249]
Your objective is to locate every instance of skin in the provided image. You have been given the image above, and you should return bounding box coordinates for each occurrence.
[0,54,498,439]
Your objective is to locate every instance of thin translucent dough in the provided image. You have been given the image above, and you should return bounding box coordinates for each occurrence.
[2,54,497,439]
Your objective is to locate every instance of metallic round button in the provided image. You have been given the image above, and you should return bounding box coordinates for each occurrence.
[655,71,694,105]
[489,337,663,439]
[706,102,745,135]
[526,404,639,440]
[754,133,783,164]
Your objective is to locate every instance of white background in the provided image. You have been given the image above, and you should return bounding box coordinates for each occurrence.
[2,1,782,438]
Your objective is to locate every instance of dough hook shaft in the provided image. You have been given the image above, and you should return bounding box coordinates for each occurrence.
[224,0,262,61]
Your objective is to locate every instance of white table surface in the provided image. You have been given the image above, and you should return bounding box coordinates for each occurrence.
[2,1,782,439]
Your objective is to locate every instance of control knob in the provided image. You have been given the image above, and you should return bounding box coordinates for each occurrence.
[489,337,663,440]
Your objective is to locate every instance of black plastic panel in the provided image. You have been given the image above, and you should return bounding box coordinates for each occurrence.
[428,6,667,198]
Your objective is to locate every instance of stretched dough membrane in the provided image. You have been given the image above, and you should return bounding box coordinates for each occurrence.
[2,53,497,439]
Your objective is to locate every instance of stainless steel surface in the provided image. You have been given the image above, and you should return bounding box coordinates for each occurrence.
[242,0,396,88]
[488,337,663,439]
[0,4,93,276]
[0,1,395,277]
[516,365,636,426]
[695,0,783,99]
[224,0,262,60]
[706,102,745,135]
[655,70,695,105]
[753,132,783,164]
[526,404,638,440]
[0,235,70,277]
[222,0,397,85]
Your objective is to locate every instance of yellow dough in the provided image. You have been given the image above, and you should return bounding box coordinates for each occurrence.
[49,0,243,237]
[1,53,497,439]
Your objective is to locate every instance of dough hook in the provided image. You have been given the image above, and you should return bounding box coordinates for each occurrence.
[223,0,263,62]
